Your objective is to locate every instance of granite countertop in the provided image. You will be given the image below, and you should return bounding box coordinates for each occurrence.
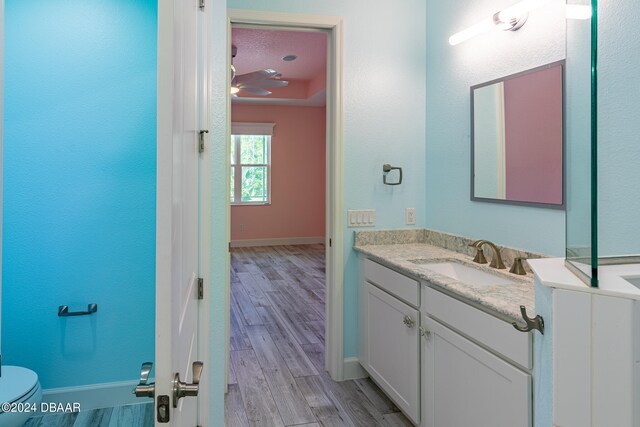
[353,242,535,323]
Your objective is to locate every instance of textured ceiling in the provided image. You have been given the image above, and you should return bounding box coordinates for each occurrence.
[231,28,327,81]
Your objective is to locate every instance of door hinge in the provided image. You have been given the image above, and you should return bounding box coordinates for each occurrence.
[198,130,208,153]
[229,242,231,252]
[197,278,204,300]
[198,0,205,10]
[329,238,332,247]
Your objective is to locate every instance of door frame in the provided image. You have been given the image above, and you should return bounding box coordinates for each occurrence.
[224,9,345,382]
[0,0,4,363]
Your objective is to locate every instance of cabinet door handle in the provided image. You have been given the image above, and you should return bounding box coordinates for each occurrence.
[419,326,431,338]
[403,315,416,328]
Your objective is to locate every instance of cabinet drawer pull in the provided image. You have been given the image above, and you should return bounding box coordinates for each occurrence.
[403,315,416,328]
[419,326,431,338]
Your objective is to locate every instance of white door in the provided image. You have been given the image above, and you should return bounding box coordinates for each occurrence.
[421,315,531,427]
[154,0,207,425]
[363,282,420,424]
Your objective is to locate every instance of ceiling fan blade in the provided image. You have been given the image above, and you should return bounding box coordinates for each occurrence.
[235,69,277,85]
[239,87,272,96]
[256,80,289,89]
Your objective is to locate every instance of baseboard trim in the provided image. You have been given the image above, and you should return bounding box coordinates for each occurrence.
[42,380,152,410]
[343,357,368,380]
[230,236,324,248]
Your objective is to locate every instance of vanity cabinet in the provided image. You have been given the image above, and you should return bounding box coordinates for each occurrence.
[361,260,421,424]
[359,256,533,427]
[421,286,532,427]
[421,314,531,427]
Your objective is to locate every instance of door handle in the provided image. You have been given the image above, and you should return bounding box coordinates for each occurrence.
[133,362,155,398]
[173,361,203,408]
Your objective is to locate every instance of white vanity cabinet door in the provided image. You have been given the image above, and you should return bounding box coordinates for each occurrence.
[364,282,420,424]
[421,315,531,427]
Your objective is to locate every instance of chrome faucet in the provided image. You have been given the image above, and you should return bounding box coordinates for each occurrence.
[469,240,506,269]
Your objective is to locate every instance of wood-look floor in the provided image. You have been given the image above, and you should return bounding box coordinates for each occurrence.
[227,245,413,427]
[23,402,153,427]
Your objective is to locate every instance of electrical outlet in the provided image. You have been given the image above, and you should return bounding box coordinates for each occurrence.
[239,224,245,232]
[406,208,416,225]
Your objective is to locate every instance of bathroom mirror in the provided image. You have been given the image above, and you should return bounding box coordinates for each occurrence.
[471,62,565,208]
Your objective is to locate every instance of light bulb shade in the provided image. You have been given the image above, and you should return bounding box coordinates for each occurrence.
[449,0,557,46]
[230,86,240,94]
[449,17,495,46]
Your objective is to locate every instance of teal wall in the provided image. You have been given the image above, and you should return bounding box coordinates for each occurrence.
[3,0,157,389]
[425,0,567,257]
[597,0,640,257]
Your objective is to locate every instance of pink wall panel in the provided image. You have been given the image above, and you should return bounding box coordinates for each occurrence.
[231,104,326,241]
[504,66,563,205]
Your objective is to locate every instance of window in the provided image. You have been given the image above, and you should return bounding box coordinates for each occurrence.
[230,123,275,204]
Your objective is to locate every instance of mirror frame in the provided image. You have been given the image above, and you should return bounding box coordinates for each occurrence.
[470,60,566,209]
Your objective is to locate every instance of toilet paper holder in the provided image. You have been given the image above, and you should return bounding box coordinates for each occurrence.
[58,303,98,317]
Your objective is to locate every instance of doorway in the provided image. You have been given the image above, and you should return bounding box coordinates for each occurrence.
[223,10,345,397]
[225,12,342,424]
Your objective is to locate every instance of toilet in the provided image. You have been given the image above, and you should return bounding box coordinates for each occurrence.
[0,366,42,427]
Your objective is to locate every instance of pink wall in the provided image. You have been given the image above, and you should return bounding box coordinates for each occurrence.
[231,104,326,241]
[504,65,563,205]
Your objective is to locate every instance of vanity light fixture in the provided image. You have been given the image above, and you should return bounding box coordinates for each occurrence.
[449,0,555,46]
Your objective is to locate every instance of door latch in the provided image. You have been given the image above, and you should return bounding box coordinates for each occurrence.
[173,361,204,407]
[133,362,155,398]
[157,395,170,423]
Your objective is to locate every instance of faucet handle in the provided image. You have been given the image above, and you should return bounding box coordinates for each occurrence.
[471,246,488,264]
[509,257,527,275]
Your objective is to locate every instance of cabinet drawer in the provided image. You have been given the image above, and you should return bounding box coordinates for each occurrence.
[423,286,532,369]
[364,258,419,307]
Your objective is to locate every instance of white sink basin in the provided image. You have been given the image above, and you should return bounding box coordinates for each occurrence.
[622,275,640,289]
[413,261,514,287]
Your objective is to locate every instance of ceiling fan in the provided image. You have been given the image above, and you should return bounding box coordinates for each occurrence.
[231,45,289,96]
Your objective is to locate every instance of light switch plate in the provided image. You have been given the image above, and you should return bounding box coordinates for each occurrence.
[406,208,416,225]
[348,209,376,227]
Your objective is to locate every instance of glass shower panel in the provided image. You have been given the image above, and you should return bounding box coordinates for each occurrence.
[565,0,598,286]
[596,0,640,259]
